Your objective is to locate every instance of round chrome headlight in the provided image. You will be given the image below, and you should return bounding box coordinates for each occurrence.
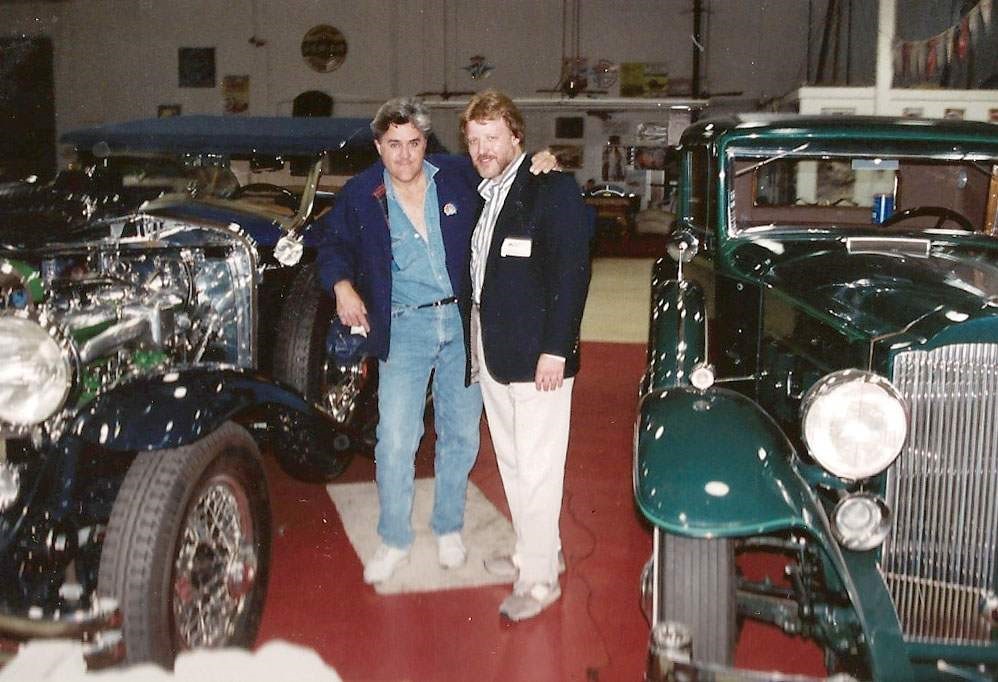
[801,369,907,480]
[0,315,73,425]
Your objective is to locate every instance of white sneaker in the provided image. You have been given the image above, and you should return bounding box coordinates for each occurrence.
[499,581,562,621]
[363,544,410,584]
[437,532,467,569]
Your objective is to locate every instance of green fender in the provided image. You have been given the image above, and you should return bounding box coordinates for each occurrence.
[633,385,916,678]
[634,385,822,537]
[644,272,706,392]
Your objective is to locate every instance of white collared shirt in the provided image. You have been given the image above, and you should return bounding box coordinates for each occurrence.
[470,152,526,305]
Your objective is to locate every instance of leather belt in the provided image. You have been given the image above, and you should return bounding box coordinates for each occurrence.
[416,296,458,309]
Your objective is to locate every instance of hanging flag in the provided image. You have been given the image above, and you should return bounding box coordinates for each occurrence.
[914,40,927,81]
[957,15,970,60]
[981,0,993,28]
[926,36,939,77]
[893,41,905,83]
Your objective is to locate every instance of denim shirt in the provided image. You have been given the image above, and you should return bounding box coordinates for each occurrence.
[384,161,454,308]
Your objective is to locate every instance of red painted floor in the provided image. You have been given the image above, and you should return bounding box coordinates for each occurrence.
[256,342,826,681]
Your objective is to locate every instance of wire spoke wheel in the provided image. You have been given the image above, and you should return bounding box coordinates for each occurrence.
[98,422,270,667]
[172,473,257,649]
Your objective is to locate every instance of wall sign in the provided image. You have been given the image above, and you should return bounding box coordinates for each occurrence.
[302,25,347,73]
[178,47,215,88]
[223,75,249,114]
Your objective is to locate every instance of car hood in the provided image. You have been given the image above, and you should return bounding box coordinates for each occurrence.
[731,235,998,344]
[0,198,286,251]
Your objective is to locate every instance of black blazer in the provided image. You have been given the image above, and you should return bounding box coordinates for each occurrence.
[477,162,593,383]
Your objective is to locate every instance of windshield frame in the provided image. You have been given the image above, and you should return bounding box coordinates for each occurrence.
[722,143,998,238]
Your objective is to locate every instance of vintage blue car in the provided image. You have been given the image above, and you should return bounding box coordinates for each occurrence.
[637,115,998,681]
[0,116,385,667]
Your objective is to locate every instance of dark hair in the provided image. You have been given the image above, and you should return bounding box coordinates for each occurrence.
[459,89,525,145]
[370,97,432,140]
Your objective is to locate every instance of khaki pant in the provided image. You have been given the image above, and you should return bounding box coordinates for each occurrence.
[473,307,573,588]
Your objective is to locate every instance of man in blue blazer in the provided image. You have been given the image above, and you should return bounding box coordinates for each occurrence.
[316,98,484,584]
[461,90,592,620]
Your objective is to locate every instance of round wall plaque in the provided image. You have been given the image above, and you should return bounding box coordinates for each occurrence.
[301,24,347,73]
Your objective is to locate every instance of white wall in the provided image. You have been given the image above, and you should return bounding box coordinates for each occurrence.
[792,86,998,121]
[5,1,863,137]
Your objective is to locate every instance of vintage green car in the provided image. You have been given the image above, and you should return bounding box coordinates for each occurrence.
[636,115,998,681]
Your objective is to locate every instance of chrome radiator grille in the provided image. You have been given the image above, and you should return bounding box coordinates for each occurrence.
[882,343,998,645]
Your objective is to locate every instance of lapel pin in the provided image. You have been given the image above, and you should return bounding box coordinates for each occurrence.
[443,202,458,216]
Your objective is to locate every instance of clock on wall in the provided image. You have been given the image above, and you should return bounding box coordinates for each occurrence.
[301,25,347,73]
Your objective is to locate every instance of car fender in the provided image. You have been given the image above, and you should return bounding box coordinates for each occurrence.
[634,385,824,538]
[69,365,348,455]
[644,273,706,392]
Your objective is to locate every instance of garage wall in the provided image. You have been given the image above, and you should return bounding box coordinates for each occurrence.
[4,1,876,140]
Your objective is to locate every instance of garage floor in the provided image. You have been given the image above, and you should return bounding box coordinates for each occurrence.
[255,258,827,681]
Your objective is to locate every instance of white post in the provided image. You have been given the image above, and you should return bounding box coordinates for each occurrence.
[874,0,897,115]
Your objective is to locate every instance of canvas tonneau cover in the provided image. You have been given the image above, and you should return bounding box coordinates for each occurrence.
[60,115,375,157]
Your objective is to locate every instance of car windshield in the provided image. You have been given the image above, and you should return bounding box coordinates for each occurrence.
[728,149,998,235]
[64,151,352,220]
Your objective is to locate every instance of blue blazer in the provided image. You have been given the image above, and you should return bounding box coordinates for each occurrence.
[478,163,593,383]
[316,155,481,362]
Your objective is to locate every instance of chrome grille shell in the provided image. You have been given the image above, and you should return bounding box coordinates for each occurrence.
[882,343,998,645]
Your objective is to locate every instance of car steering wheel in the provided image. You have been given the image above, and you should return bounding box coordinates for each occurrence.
[230,183,300,208]
[881,205,974,231]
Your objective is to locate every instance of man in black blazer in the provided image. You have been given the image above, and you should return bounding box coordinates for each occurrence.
[461,90,592,621]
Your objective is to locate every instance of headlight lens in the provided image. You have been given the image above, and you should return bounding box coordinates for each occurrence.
[0,316,72,425]
[831,493,891,550]
[801,369,907,480]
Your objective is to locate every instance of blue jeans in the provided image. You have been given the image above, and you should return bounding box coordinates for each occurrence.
[375,304,483,549]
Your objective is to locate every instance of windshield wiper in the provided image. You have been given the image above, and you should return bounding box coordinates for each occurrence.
[733,143,811,177]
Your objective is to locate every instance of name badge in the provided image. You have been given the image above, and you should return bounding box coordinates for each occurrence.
[500,237,532,258]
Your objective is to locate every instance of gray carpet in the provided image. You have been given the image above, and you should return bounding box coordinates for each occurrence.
[327,479,516,595]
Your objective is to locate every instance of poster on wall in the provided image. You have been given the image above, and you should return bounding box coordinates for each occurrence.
[223,75,249,114]
[178,48,215,88]
[619,62,669,97]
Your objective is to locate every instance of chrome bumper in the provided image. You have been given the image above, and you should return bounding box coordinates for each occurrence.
[0,598,123,668]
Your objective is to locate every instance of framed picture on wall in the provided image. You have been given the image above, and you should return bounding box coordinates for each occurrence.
[550,144,583,170]
[555,116,584,139]
[632,146,667,170]
[222,75,250,114]
[179,47,216,88]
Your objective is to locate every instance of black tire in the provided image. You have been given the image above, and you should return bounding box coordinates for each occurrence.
[273,262,377,458]
[98,422,271,668]
[657,532,737,665]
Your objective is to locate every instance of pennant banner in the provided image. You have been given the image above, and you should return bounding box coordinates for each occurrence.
[893,0,998,88]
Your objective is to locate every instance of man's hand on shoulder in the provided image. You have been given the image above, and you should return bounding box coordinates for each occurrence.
[530,149,561,175]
